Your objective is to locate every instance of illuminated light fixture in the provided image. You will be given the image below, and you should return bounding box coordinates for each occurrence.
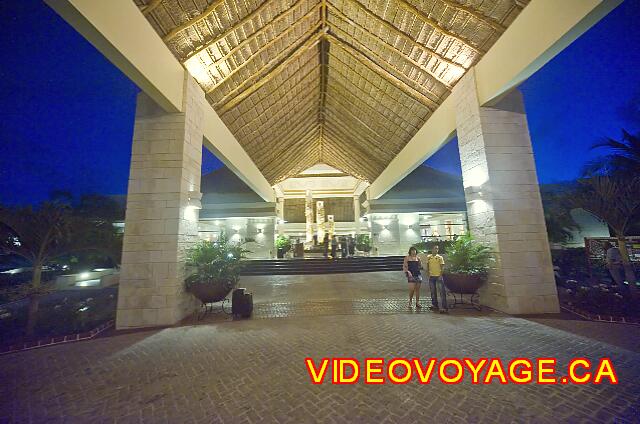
[187,190,202,210]
[79,272,90,280]
[278,219,287,225]
[463,167,488,189]
[214,220,220,226]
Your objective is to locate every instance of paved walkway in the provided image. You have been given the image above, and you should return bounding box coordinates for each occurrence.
[1,272,639,423]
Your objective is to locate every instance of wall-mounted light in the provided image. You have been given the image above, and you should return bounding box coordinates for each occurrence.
[187,190,202,210]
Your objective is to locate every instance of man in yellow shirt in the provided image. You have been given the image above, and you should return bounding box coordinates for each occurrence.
[425,245,448,313]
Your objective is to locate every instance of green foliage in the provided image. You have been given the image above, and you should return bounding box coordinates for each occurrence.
[184,235,248,291]
[584,130,640,178]
[540,186,581,244]
[568,176,640,238]
[275,235,292,252]
[444,233,493,275]
[413,240,453,255]
[355,234,371,252]
[0,291,117,343]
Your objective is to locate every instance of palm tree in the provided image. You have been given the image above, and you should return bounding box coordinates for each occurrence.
[584,130,640,177]
[0,202,108,336]
[569,176,640,287]
[540,185,581,245]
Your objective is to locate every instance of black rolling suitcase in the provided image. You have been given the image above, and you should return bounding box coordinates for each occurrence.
[232,288,253,318]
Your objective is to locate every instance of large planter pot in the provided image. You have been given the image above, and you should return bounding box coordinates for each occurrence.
[277,248,285,259]
[443,272,485,294]
[189,279,234,304]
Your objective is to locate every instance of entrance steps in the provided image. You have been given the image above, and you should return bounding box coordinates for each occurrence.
[240,256,405,276]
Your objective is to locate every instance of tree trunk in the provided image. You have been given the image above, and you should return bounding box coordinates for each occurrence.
[25,263,43,337]
[616,236,638,294]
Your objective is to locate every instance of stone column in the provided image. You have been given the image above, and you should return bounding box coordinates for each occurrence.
[116,75,205,329]
[453,68,559,314]
[276,197,285,236]
[305,190,314,243]
[353,195,361,235]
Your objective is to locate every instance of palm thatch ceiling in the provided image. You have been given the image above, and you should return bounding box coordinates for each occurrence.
[134,0,529,184]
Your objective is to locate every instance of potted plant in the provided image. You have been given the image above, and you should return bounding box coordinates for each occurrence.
[185,235,248,304]
[443,233,493,294]
[275,235,291,259]
[355,234,372,254]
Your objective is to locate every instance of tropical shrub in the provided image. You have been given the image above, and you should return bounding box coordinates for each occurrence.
[355,234,371,252]
[444,233,493,275]
[184,235,248,291]
[275,235,292,253]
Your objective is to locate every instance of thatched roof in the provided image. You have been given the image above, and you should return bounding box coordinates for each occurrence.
[134,0,528,184]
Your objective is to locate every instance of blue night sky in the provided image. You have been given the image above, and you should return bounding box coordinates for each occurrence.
[1,0,639,205]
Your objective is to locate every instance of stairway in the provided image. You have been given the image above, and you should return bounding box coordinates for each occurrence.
[240,256,405,276]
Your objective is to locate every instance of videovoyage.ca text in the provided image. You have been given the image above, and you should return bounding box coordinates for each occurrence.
[304,357,618,385]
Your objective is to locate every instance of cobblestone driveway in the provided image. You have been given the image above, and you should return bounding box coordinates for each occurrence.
[1,272,639,423]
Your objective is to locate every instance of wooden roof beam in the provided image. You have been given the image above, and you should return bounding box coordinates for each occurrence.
[392,0,484,54]
[226,49,319,120]
[326,79,415,138]
[210,22,321,98]
[236,71,320,137]
[184,0,310,61]
[203,8,320,92]
[141,0,163,16]
[327,2,466,71]
[270,143,322,183]
[321,131,380,180]
[232,62,320,132]
[328,59,425,126]
[163,0,225,42]
[323,109,395,162]
[320,149,372,181]
[243,94,320,150]
[262,125,321,177]
[215,28,324,115]
[329,13,453,91]
[438,0,507,32]
[327,33,439,110]
[324,94,403,155]
[324,115,386,168]
[263,126,320,173]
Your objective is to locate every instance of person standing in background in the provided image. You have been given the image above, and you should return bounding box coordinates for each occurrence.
[426,245,448,313]
[348,235,355,257]
[331,235,338,260]
[604,241,628,295]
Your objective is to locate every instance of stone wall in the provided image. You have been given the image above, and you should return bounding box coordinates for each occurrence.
[116,75,205,329]
[453,69,559,314]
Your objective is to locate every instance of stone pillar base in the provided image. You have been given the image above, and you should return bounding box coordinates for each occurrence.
[116,75,205,329]
[454,69,559,315]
